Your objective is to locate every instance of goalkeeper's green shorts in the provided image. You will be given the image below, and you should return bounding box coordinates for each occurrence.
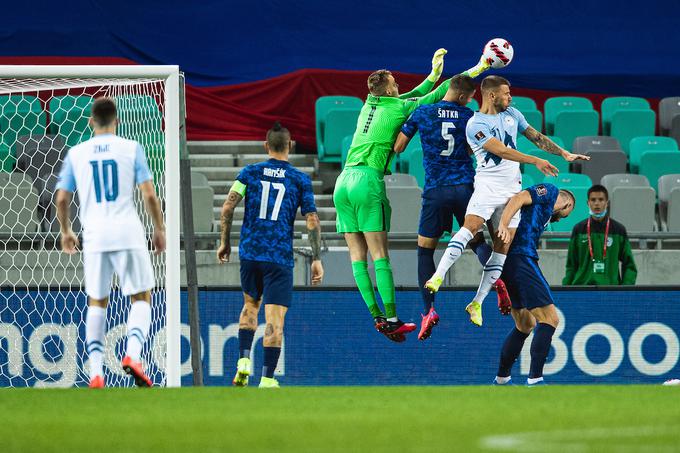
[333,166,391,233]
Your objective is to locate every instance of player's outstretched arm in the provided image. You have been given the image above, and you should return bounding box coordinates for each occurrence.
[217,190,243,263]
[306,212,324,285]
[522,126,590,162]
[139,181,166,254]
[399,48,448,99]
[498,190,533,244]
[55,189,79,254]
[482,138,558,176]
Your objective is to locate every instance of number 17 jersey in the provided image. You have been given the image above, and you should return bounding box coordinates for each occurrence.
[235,158,316,267]
[56,133,152,253]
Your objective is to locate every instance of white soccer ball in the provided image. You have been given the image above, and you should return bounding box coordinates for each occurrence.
[482,38,514,69]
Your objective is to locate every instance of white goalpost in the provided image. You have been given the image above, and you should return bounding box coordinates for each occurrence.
[0,65,181,387]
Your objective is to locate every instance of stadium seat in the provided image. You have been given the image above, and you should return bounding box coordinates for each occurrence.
[396,133,421,173]
[523,149,570,185]
[15,135,67,193]
[315,96,362,163]
[572,136,622,154]
[181,186,214,233]
[191,171,209,187]
[0,172,39,234]
[544,97,593,135]
[386,185,422,233]
[319,109,361,162]
[658,174,680,231]
[601,97,650,135]
[0,95,47,153]
[599,173,656,232]
[553,110,599,150]
[466,99,479,110]
[384,173,418,187]
[511,96,537,111]
[577,150,628,187]
[114,95,165,176]
[0,140,14,172]
[671,115,680,148]
[521,173,535,189]
[628,136,678,173]
[407,148,425,188]
[601,173,651,190]
[541,174,591,232]
[48,95,93,148]
[610,109,656,154]
[522,110,543,133]
[658,97,680,135]
[638,151,680,192]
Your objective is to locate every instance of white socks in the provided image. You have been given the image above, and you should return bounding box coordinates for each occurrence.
[126,301,151,361]
[85,306,106,379]
[434,227,474,279]
[474,252,507,304]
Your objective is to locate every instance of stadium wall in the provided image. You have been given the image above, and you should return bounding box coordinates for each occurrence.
[2,289,679,387]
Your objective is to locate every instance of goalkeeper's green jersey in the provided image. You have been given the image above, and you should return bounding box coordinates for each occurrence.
[344,77,452,173]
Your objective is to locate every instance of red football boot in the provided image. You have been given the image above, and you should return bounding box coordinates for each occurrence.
[89,375,104,389]
[122,356,152,388]
[418,308,440,341]
[495,278,512,315]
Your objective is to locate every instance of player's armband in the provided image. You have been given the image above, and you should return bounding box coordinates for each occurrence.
[230,180,247,197]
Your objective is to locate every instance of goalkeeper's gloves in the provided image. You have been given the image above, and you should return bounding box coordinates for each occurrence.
[427,48,448,82]
[461,55,491,79]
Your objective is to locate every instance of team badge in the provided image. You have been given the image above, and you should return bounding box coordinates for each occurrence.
[475,131,486,140]
[536,185,547,196]
[505,116,514,126]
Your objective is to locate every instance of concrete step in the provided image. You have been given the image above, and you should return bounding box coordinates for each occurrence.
[188,141,298,155]
[193,166,315,182]
[213,193,335,208]
[189,154,315,168]
[209,179,324,195]
[213,206,336,221]
[215,219,337,233]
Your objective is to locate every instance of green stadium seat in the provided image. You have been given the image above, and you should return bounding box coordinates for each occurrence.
[544,97,594,135]
[49,96,93,148]
[639,151,680,192]
[315,96,363,162]
[542,173,592,233]
[522,110,543,133]
[396,133,421,173]
[522,149,570,184]
[511,96,537,111]
[521,173,535,189]
[601,97,650,135]
[0,140,14,172]
[554,110,599,150]
[629,136,678,172]
[466,99,479,110]
[321,109,361,162]
[0,95,47,152]
[610,109,656,154]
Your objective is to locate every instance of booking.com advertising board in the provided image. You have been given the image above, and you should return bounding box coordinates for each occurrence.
[1,289,679,387]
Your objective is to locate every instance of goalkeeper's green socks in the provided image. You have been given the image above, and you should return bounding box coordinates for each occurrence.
[351,261,383,318]
[374,258,397,320]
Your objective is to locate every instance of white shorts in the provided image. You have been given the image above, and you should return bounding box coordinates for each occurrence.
[83,249,155,299]
[465,180,521,230]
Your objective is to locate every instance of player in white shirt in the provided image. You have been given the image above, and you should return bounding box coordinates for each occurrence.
[56,97,166,388]
[425,76,589,326]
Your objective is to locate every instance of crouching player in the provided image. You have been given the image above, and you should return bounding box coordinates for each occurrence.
[492,183,575,386]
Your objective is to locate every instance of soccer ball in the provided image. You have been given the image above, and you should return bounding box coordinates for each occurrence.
[482,38,514,69]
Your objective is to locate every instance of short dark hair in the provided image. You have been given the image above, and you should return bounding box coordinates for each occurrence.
[266,121,291,152]
[587,184,609,200]
[480,75,510,94]
[560,189,576,206]
[450,74,475,95]
[367,69,392,96]
[91,97,117,127]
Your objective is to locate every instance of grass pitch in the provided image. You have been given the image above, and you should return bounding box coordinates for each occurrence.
[1,385,679,452]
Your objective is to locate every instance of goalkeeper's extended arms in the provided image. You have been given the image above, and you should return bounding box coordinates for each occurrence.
[461,56,492,78]
[399,48,448,99]
[217,189,244,263]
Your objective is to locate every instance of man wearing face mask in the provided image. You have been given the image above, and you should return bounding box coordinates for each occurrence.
[492,183,575,385]
[563,184,637,285]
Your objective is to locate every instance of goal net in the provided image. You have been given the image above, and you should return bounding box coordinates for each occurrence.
[0,66,181,387]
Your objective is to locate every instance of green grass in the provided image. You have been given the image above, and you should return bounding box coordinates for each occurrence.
[1,386,679,452]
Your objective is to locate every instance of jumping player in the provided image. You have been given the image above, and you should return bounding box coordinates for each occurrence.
[334,49,492,342]
[492,183,575,386]
[424,75,589,327]
[218,122,324,388]
[56,97,166,388]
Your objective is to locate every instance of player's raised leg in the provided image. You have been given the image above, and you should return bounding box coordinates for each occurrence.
[259,304,288,388]
[233,292,261,387]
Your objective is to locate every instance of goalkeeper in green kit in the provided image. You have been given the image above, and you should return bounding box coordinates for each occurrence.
[333,48,491,342]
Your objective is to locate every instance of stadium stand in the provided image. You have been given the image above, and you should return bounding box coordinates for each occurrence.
[543,173,592,233]
[628,136,678,173]
[601,97,650,135]
[601,174,657,232]
[658,174,680,231]
[315,96,362,163]
[553,109,599,150]
[0,172,39,234]
[544,96,593,135]
[0,96,46,158]
[639,151,680,192]
[577,149,628,185]
[610,109,656,154]
[385,184,422,233]
[659,97,680,136]
[49,96,93,148]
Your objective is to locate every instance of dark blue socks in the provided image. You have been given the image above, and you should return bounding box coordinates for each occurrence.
[471,241,493,267]
[263,346,281,378]
[497,327,530,377]
[530,323,556,379]
[417,246,436,313]
[238,328,255,359]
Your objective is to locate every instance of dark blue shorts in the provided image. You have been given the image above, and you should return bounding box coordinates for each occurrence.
[239,259,293,307]
[500,254,555,310]
[418,184,474,238]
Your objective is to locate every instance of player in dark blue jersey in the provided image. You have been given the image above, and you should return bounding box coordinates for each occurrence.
[394,75,512,341]
[217,122,324,388]
[492,183,575,386]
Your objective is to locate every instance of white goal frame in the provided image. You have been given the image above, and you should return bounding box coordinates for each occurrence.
[0,65,182,387]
